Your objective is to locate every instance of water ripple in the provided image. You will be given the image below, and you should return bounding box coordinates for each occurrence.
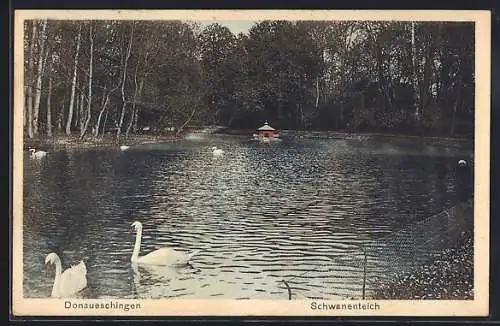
[23,137,471,299]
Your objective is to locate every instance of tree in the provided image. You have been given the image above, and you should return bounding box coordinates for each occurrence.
[116,21,135,143]
[79,22,95,140]
[65,22,82,135]
[46,69,53,137]
[26,20,37,138]
[23,19,475,141]
[33,19,48,136]
[199,23,237,125]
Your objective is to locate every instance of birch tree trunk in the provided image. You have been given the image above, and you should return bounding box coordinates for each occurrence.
[46,75,53,136]
[133,79,144,133]
[101,104,109,138]
[65,22,82,136]
[33,19,47,136]
[74,94,79,128]
[26,21,37,138]
[133,50,150,133]
[315,77,319,108]
[94,93,109,137]
[94,82,120,138]
[93,88,107,138]
[44,41,54,137]
[176,107,197,137]
[57,96,63,131]
[125,59,141,139]
[80,24,94,140]
[116,22,135,143]
[78,89,85,131]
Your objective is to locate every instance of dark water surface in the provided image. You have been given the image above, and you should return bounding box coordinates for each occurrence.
[23,135,473,300]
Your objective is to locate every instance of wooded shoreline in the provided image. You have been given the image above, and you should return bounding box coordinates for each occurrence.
[22,20,474,145]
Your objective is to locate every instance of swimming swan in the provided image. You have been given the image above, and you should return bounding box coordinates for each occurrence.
[120,145,130,151]
[45,252,87,298]
[29,148,47,159]
[131,221,198,266]
[212,147,224,156]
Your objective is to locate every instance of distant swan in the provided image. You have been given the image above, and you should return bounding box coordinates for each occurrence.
[29,148,47,159]
[212,146,224,156]
[45,253,87,298]
[458,159,467,167]
[120,145,130,151]
[131,221,198,266]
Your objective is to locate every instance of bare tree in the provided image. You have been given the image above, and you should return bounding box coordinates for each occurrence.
[116,21,135,143]
[80,23,95,140]
[125,61,140,140]
[125,50,147,139]
[33,19,48,136]
[176,106,197,137]
[94,83,120,138]
[45,38,55,137]
[46,74,53,137]
[65,22,82,135]
[78,87,85,131]
[26,21,37,138]
[57,93,66,132]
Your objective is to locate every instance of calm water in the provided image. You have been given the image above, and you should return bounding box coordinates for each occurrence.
[23,135,473,300]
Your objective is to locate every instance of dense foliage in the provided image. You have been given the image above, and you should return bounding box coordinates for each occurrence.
[23,20,474,139]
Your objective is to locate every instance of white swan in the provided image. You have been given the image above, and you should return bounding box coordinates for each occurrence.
[212,146,224,156]
[458,159,467,167]
[120,145,130,151]
[131,221,198,266]
[29,148,47,159]
[45,253,87,298]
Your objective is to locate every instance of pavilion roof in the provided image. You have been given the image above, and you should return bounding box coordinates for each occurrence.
[257,122,276,131]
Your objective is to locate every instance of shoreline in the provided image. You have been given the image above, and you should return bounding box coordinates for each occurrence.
[371,230,473,300]
[23,129,473,151]
[222,129,473,143]
[23,133,180,151]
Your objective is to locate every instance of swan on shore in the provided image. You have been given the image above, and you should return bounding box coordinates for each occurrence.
[131,221,198,266]
[45,253,87,298]
[29,148,47,159]
[120,145,130,151]
[212,146,224,156]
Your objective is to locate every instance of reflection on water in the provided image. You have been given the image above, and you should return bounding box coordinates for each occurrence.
[23,136,473,299]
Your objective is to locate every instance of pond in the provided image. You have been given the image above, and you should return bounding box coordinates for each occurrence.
[22,134,474,300]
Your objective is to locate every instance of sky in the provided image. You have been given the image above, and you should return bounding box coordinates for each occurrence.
[197,20,259,35]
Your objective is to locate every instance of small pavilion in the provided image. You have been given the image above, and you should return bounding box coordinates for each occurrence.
[257,121,276,138]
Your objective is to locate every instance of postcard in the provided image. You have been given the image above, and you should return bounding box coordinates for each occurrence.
[12,9,490,317]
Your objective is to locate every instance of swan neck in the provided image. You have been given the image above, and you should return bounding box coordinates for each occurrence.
[132,227,142,262]
[51,256,63,297]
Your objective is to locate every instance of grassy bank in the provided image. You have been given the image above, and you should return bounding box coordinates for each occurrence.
[371,231,474,300]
